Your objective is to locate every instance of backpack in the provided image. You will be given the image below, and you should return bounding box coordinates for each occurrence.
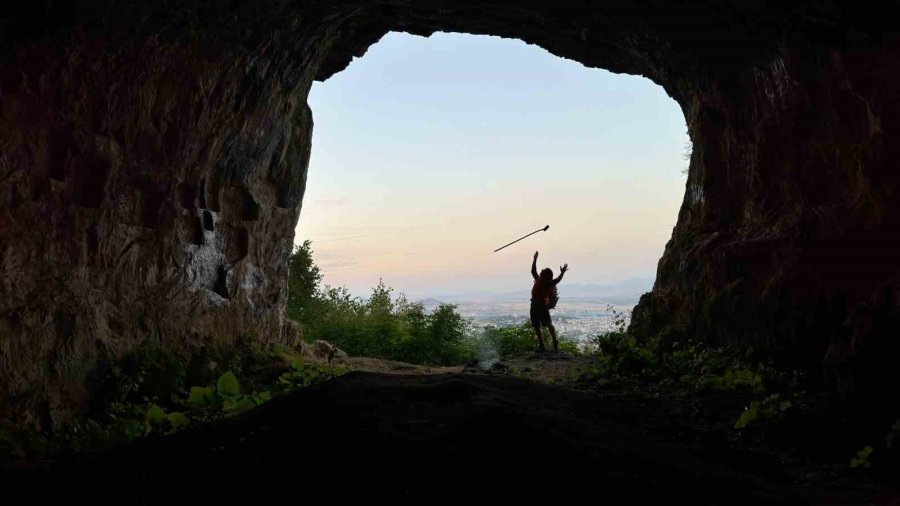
[548,285,559,310]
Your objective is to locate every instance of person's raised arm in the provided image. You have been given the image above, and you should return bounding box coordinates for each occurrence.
[553,263,569,285]
[531,251,539,280]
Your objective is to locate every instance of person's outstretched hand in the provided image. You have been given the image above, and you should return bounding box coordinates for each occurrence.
[560,263,569,273]
[534,251,539,260]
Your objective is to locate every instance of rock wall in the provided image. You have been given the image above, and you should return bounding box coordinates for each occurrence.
[0,2,335,427]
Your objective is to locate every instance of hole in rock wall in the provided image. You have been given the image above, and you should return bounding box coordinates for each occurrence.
[212,265,229,300]
[202,210,215,231]
[189,217,204,245]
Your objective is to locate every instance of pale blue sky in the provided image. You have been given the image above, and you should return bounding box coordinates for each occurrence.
[296,32,689,299]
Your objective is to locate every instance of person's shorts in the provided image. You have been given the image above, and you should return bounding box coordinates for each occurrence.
[530,301,552,328]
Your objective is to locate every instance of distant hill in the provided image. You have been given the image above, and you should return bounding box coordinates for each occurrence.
[415,298,446,307]
[421,277,654,305]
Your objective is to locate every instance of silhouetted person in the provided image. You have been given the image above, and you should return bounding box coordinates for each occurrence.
[530,251,568,353]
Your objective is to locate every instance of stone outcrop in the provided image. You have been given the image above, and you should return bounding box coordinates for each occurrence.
[2,1,899,426]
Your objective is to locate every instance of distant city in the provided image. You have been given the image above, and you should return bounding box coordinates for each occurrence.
[415,277,653,345]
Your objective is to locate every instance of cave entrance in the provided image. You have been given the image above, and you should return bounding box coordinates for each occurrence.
[296,32,688,336]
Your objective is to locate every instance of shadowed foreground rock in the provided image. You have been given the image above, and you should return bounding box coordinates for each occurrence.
[6,373,894,504]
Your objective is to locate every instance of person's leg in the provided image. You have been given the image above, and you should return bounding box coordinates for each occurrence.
[533,325,547,351]
[548,323,559,353]
[530,304,547,351]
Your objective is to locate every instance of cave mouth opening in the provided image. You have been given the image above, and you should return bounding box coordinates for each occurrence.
[298,31,689,323]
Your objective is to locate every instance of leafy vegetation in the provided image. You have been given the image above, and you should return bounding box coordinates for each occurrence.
[302,280,472,365]
[286,241,580,366]
[572,306,896,477]
[848,417,900,471]
[850,445,874,469]
[286,240,323,328]
[734,393,793,429]
[0,341,347,465]
[578,330,777,394]
[471,323,581,358]
[575,308,807,437]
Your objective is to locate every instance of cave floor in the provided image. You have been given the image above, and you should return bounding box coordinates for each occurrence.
[3,354,898,504]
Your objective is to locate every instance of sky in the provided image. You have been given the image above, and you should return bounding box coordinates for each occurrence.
[295,32,689,300]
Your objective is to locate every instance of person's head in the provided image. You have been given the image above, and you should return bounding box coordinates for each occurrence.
[540,268,553,283]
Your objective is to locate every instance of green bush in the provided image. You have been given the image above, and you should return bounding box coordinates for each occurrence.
[734,393,793,429]
[846,417,900,471]
[301,280,472,365]
[470,323,581,358]
[278,357,349,390]
[286,242,476,365]
[581,332,780,393]
[1,343,349,464]
[586,332,657,379]
[93,342,187,414]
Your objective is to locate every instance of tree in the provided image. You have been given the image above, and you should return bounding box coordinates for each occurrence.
[426,303,470,365]
[283,243,477,365]
[286,240,322,326]
[367,279,394,319]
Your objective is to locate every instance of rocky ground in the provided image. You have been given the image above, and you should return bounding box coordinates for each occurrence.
[3,352,898,505]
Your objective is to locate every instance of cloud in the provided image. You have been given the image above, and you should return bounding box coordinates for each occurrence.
[318,259,361,271]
